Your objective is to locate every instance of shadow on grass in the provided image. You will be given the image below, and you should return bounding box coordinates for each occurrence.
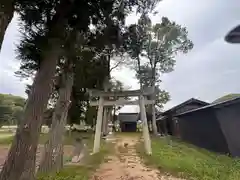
[136,136,240,180]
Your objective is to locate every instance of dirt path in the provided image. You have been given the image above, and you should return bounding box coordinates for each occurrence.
[91,135,183,180]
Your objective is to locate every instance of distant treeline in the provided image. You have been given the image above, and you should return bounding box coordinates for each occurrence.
[0,94,26,126]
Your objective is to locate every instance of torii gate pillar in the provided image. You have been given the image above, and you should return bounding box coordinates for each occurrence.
[139,95,152,155]
[93,96,104,154]
[90,88,153,154]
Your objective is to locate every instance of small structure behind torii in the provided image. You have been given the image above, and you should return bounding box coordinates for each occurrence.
[88,87,154,155]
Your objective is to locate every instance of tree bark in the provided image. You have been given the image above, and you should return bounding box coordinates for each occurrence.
[0,0,76,178]
[38,71,74,174]
[152,103,158,135]
[0,46,60,180]
[102,78,110,136]
[151,65,158,135]
[0,1,14,50]
[18,149,37,180]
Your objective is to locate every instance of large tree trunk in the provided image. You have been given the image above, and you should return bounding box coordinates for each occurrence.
[152,104,158,135]
[102,78,110,136]
[0,48,59,180]
[19,111,55,180]
[0,1,74,178]
[38,71,74,174]
[18,151,37,180]
[0,1,14,50]
[151,74,158,135]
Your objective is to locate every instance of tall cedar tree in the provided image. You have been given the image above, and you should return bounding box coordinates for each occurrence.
[0,0,14,50]
[0,0,39,50]
[125,16,193,135]
[0,0,139,179]
[2,0,161,179]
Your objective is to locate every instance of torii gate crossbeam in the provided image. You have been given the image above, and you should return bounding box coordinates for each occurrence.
[89,88,153,155]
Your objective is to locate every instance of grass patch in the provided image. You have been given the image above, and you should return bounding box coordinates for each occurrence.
[0,130,107,179]
[137,137,240,180]
[38,136,113,180]
[0,136,13,144]
[38,131,93,145]
[0,131,92,145]
[38,166,89,180]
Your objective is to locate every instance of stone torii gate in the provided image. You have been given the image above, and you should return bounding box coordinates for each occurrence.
[88,87,154,155]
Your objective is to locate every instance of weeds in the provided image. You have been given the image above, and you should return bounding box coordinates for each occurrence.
[137,137,240,180]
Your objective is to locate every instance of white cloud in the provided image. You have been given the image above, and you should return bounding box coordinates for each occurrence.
[0,14,27,98]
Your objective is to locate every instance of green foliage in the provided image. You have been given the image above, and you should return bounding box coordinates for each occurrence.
[149,17,193,72]
[0,135,14,145]
[109,79,128,92]
[15,0,140,126]
[16,0,159,78]
[131,16,193,78]
[132,16,193,110]
[135,65,170,108]
[0,94,25,125]
[15,0,163,128]
[108,79,131,117]
[68,55,109,125]
[137,137,240,180]
[136,64,160,86]
[38,166,89,180]
[155,88,170,109]
[213,94,240,104]
[84,106,97,127]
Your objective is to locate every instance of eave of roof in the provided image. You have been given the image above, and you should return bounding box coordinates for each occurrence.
[176,97,240,117]
[162,98,209,115]
[156,115,167,121]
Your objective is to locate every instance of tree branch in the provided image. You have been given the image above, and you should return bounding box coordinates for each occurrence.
[109,60,122,72]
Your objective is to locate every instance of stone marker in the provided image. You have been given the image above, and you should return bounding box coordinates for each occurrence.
[71,138,87,163]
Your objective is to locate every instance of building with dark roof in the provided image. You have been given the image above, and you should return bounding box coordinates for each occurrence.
[176,97,240,157]
[118,113,139,132]
[156,98,209,136]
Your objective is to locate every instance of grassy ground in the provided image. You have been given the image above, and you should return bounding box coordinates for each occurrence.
[0,133,51,145]
[137,136,240,180]
[38,135,113,180]
[0,134,14,144]
[0,131,15,143]
[0,129,112,179]
[0,131,92,145]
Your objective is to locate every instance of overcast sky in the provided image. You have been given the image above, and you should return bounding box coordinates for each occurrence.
[0,0,240,113]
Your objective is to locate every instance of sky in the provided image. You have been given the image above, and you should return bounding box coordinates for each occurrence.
[0,0,240,113]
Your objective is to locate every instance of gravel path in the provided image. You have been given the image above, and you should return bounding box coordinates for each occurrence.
[91,135,184,180]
